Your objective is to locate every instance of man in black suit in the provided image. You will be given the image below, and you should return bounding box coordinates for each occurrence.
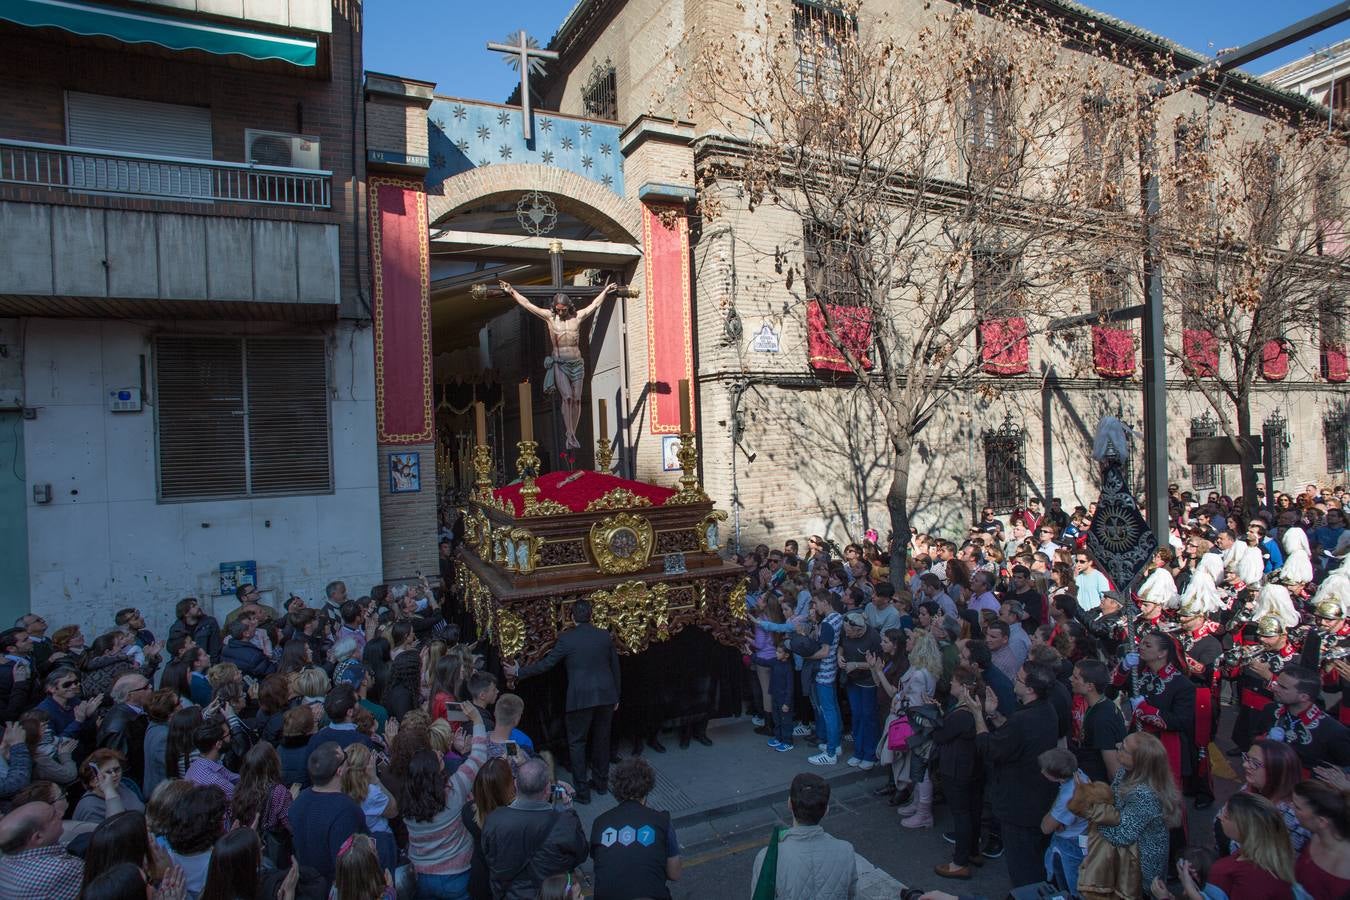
[506,600,620,804]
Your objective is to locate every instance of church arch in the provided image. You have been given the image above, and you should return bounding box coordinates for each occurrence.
[427,164,640,244]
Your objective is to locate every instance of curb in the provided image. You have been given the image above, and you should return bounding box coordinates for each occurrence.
[670,762,884,828]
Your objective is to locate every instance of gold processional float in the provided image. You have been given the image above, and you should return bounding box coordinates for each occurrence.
[455,379,749,665]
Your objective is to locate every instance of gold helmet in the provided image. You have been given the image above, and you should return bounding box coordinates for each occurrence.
[1178,596,1207,619]
[1315,599,1347,621]
[1255,615,1286,638]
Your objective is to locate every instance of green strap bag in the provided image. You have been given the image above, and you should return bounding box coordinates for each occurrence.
[751,826,784,900]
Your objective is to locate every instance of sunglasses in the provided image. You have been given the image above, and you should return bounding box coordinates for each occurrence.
[1241,752,1264,769]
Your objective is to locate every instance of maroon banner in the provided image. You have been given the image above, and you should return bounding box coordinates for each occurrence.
[643,204,694,434]
[979,317,1029,375]
[370,179,433,444]
[1092,325,1135,378]
[1261,339,1289,382]
[1182,328,1218,377]
[1323,343,1348,383]
[807,300,874,373]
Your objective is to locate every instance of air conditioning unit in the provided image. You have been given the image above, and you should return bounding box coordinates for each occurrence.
[244,129,321,169]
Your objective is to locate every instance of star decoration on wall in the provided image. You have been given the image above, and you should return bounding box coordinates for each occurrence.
[539,117,553,132]
[455,139,470,153]
[580,124,592,139]
[599,143,612,156]
[497,111,512,127]
[581,155,593,170]
[541,150,554,164]
[499,144,513,160]
[477,125,492,142]
[561,136,574,150]
[453,105,467,120]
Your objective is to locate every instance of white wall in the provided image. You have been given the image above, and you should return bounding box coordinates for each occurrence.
[21,317,382,637]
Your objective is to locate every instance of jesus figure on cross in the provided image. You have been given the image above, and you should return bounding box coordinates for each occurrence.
[499,279,617,450]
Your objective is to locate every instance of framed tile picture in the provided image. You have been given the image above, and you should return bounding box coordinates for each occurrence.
[389,452,420,493]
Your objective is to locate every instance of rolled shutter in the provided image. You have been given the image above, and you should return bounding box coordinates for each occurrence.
[65,91,214,197]
[245,338,332,496]
[156,337,247,500]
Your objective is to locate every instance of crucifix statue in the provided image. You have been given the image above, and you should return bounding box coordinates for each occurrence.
[471,240,638,452]
[486,30,558,142]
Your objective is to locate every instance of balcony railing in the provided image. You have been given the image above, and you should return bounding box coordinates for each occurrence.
[0,139,331,209]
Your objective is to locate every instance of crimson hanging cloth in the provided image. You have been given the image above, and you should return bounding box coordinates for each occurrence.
[1261,339,1289,381]
[978,317,1029,375]
[1182,328,1218,377]
[807,300,873,373]
[1322,343,1348,383]
[1092,325,1135,378]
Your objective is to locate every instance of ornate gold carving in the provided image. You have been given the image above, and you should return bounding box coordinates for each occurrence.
[696,510,729,554]
[588,512,655,574]
[521,498,573,517]
[590,580,670,653]
[595,435,614,472]
[729,578,748,616]
[515,439,541,513]
[495,607,526,658]
[472,444,494,499]
[584,487,654,512]
[507,527,543,574]
[669,431,709,504]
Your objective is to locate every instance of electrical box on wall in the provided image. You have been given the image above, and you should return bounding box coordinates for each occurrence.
[108,388,142,413]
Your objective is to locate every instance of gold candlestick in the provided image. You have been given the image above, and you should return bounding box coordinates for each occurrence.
[472,444,494,499]
[596,435,614,472]
[516,439,541,513]
[671,429,709,504]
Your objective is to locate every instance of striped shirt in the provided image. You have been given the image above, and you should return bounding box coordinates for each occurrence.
[405,726,488,876]
[815,612,844,685]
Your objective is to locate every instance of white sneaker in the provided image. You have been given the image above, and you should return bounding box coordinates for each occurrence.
[808,751,838,766]
[846,756,861,767]
[793,723,812,737]
[858,760,876,770]
[751,716,765,727]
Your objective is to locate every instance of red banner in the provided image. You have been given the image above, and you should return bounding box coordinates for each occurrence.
[1261,339,1289,382]
[978,317,1029,375]
[807,300,874,373]
[1182,328,1218,377]
[1323,343,1348,383]
[642,204,694,434]
[369,179,433,444]
[1092,325,1135,378]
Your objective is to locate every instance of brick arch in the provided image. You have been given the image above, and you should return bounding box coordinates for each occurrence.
[427,164,640,243]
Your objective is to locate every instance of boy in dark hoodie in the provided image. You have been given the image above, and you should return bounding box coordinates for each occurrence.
[767,641,796,752]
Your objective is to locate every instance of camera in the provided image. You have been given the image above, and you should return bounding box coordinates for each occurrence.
[551,784,567,800]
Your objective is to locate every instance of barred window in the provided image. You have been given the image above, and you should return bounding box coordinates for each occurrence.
[581,58,618,121]
[1190,412,1218,490]
[1081,96,1126,210]
[1088,263,1128,316]
[1173,113,1211,217]
[1327,406,1348,475]
[982,415,1026,514]
[792,0,853,94]
[155,336,332,501]
[966,60,1013,181]
[1263,412,1289,482]
[803,220,866,307]
[1178,274,1211,333]
[973,247,1019,319]
[1321,291,1345,372]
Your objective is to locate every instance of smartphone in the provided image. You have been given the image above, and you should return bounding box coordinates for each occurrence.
[503,740,520,759]
[444,708,469,723]
[551,784,567,800]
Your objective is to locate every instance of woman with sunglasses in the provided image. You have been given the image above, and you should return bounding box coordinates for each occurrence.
[1218,739,1309,857]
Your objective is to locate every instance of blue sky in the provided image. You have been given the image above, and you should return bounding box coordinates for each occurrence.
[364,1,1350,104]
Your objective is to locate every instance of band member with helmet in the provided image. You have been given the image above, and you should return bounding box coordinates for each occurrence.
[1133,590,1170,641]
[1300,597,1350,722]
[1224,614,1301,752]
[1266,663,1350,772]
[1115,631,1197,790]
[1175,596,1224,806]
[1083,590,1130,661]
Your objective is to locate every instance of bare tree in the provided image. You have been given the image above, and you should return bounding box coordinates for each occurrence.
[689,3,1155,579]
[1162,110,1350,513]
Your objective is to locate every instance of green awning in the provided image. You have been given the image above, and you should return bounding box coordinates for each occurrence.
[0,0,317,66]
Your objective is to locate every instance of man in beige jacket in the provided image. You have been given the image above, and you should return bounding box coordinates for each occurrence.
[750,773,858,899]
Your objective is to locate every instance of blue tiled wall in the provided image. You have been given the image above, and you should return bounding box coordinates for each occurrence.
[425,98,624,196]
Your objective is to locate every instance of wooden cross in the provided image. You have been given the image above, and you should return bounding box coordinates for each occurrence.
[469,240,639,306]
[486,30,559,142]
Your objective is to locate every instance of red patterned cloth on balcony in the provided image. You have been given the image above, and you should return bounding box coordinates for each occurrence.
[978,317,1029,375]
[1092,325,1135,378]
[1182,328,1218,376]
[1261,339,1289,381]
[807,300,873,373]
[1323,343,1348,383]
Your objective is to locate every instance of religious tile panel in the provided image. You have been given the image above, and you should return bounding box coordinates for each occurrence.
[425,98,624,195]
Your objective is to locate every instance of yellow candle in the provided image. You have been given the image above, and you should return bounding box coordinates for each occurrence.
[678,379,692,433]
[474,401,486,446]
[598,398,608,441]
[518,381,533,443]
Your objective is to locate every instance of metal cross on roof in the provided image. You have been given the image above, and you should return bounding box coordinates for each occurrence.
[487,30,559,142]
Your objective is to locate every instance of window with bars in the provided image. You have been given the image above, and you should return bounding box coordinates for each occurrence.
[1321,291,1345,345]
[973,247,1019,319]
[1081,96,1126,210]
[966,60,1013,181]
[155,336,332,501]
[982,416,1026,514]
[1327,406,1348,474]
[803,220,866,307]
[1178,274,1211,332]
[1173,114,1211,217]
[792,0,853,94]
[581,58,618,121]
[1190,412,1218,490]
[1088,264,1129,316]
[1263,412,1290,481]
[1246,146,1281,246]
